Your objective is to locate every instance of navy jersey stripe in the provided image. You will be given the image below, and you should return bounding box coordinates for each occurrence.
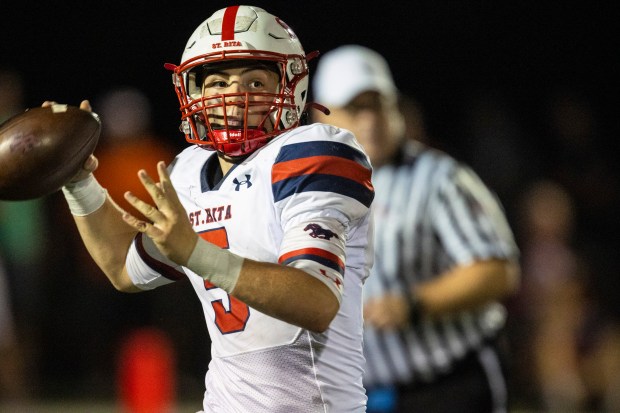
[275,140,371,169]
[273,173,374,207]
[134,233,185,281]
[280,253,345,275]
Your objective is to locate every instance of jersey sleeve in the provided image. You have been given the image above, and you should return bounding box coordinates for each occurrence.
[271,124,374,300]
[125,233,186,290]
[278,217,348,301]
[271,124,374,223]
[431,160,519,264]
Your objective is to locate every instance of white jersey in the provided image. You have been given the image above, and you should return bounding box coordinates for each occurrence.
[125,123,374,412]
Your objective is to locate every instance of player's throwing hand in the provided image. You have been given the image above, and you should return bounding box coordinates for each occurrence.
[122,161,198,266]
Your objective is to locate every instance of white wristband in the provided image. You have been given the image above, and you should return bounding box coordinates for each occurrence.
[62,174,107,216]
[186,237,244,293]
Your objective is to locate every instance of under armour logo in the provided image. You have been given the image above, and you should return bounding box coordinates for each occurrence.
[233,175,252,191]
[304,223,339,240]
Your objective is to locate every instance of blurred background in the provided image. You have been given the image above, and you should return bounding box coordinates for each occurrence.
[1,1,618,412]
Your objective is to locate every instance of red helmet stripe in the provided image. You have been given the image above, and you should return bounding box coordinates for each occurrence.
[221,6,240,41]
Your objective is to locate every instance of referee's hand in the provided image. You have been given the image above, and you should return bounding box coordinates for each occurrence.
[364,294,410,330]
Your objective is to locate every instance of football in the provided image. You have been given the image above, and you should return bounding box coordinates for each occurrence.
[0,104,101,200]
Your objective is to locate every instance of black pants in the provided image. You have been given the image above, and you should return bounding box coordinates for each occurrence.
[368,344,507,413]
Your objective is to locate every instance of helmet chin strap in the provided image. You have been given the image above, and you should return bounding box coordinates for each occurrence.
[305,101,331,116]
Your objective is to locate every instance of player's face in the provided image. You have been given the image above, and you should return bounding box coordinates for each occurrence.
[201,67,280,132]
[322,91,403,167]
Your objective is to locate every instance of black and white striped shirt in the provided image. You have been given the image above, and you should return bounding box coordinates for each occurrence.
[362,140,519,387]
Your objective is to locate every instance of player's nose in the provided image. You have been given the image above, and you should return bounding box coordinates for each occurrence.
[225,81,243,93]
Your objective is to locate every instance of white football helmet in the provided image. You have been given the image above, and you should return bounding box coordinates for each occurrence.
[166,5,314,157]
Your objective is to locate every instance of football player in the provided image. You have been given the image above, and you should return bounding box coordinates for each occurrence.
[54,5,374,413]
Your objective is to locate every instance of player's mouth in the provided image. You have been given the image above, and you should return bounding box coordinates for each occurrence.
[208,114,245,128]
[226,118,244,127]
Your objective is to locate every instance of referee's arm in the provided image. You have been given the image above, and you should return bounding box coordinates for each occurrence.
[412,258,520,317]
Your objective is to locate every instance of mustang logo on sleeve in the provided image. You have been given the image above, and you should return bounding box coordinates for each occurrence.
[304,223,339,240]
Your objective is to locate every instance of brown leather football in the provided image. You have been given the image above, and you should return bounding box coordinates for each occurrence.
[0,105,101,200]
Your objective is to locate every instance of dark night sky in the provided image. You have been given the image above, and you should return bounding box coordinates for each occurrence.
[2,1,620,399]
[1,1,617,149]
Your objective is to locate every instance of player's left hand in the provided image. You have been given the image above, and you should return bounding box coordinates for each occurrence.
[122,161,198,265]
[363,294,410,330]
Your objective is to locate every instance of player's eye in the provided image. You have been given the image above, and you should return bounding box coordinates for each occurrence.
[247,80,265,89]
[206,80,229,88]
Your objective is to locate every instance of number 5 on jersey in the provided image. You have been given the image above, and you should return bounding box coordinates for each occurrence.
[199,227,250,334]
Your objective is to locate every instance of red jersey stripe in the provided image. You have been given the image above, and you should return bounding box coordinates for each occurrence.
[272,155,373,191]
[279,247,344,268]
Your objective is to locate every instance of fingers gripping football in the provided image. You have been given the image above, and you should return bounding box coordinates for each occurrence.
[73,101,99,182]
[122,161,198,266]
[41,100,99,184]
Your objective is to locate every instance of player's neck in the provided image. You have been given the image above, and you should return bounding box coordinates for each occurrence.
[218,156,235,176]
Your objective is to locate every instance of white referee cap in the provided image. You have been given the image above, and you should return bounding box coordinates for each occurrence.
[313,44,398,107]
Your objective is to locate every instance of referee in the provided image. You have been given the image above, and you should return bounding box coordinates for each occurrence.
[312,45,520,413]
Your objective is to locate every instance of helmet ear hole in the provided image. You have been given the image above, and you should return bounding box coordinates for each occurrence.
[290,58,305,75]
[285,111,297,125]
